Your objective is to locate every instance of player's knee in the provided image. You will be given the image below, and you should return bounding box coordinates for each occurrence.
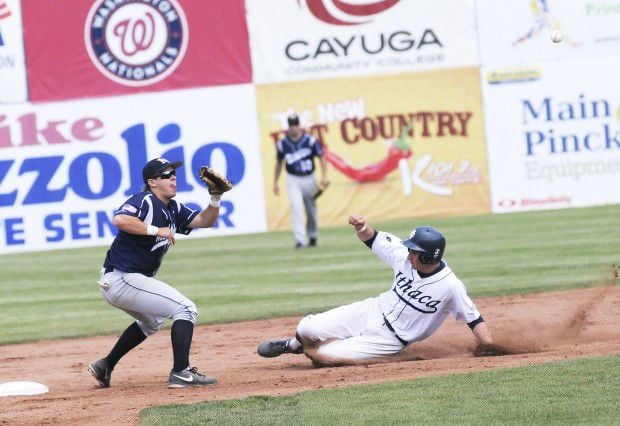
[137,318,164,336]
[316,344,341,359]
[172,301,197,324]
[308,346,355,367]
[296,314,321,341]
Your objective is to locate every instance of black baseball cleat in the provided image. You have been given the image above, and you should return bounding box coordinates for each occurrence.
[88,358,113,388]
[295,242,304,249]
[309,238,317,247]
[257,337,303,358]
[167,367,217,389]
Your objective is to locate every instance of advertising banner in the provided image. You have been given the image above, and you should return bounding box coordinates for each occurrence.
[477,0,620,65]
[0,85,266,254]
[21,0,252,101]
[0,0,27,103]
[257,69,490,231]
[482,56,620,212]
[246,0,479,84]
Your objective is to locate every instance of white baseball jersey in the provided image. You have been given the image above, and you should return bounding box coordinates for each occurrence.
[374,231,481,344]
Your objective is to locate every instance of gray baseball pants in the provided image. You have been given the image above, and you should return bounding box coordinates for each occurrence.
[98,268,197,336]
[285,173,318,245]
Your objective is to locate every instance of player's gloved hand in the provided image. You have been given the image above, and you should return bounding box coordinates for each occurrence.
[199,166,233,195]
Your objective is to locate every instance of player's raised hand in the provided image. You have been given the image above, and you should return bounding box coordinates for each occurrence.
[348,215,365,230]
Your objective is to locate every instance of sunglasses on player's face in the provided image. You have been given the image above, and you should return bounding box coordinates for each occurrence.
[158,169,176,179]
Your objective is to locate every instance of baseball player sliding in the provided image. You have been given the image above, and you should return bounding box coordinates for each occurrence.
[257,215,493,366]
[88,158,232,388]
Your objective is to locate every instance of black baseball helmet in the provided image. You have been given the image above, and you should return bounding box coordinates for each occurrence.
[401,226,446,265]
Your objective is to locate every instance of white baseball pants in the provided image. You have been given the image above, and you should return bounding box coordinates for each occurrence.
[296,297,405,361]
[98,268,197,336]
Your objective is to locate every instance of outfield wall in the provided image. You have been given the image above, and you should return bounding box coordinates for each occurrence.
[0,0,618,253]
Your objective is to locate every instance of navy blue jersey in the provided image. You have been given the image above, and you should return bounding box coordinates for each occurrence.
[276,133,324,176]
[104,192,199,277]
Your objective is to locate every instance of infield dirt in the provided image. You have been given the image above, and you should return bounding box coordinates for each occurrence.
[1,286,618,425]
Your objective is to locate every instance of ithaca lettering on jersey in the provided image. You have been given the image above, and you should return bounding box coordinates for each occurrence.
[392,271,442,313]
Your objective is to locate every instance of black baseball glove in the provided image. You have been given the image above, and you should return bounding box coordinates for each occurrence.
[199,166,233,195]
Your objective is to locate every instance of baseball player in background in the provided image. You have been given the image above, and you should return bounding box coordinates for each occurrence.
[257,215,493,366]
[88,158,230,388]
[274,114,329,249]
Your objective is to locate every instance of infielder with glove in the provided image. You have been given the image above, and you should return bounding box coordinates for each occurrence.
[88,158,232,388]
[257,215,493,366]
[274,114,329,249]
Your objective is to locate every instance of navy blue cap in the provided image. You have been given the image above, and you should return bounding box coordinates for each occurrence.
[142,158,182,183]
[287,114,300,127]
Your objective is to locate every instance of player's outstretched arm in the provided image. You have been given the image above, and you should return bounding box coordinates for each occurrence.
[471,321,515,356]
[348,215,375,242]
[189,203,220,229]
[471,321,493,345]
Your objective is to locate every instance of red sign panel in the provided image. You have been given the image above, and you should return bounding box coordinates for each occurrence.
[22,0,252,101]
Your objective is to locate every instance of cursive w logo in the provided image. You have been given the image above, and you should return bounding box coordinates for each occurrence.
[84,0,188,87]
[299,0,400,26]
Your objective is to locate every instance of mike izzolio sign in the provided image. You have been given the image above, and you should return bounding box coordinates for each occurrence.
[0,85,266,254]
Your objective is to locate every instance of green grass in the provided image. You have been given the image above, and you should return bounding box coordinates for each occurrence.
[0,204,618,344]
[140,355,620,425]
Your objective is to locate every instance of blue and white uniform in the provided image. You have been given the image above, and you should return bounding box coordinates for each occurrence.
[99,192,200,336]
[296,231,482,360]
[276,133,324,245]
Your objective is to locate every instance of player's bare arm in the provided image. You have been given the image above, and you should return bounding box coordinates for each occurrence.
[348,215,375,241]
[273,159,283,195]
[471,321,493,345]
[188,205,219,229]
[113,214,175,245]
[319,156,329,188]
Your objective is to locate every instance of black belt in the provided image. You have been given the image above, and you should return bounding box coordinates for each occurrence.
[104,266,114,274]
[383,315,408,346]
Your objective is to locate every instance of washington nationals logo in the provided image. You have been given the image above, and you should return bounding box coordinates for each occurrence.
[299,0,400,26]
[84,0,188,87]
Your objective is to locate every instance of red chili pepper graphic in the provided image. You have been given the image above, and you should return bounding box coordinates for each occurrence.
[325,140,411,183]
